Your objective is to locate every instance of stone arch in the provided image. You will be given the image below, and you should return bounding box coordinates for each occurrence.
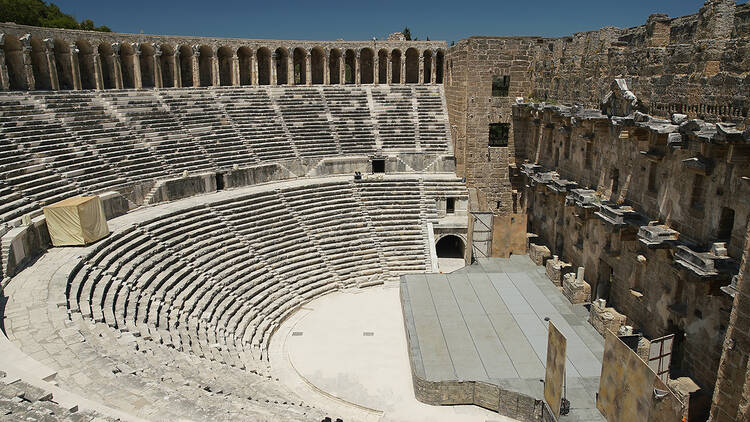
[292,47,306,85]
[178,45,193,87]
[274,47,288,85]
[159,43,175,88]
[2,35,26,90]
[391,49,402,84]
[405,47,419,84]
[359,48,374,84]
[237,47,252,85]
[198,45,214,87]
[435,234,466,259]
[30,36,51,90]
[436,49,445,84]
[53,38,74,90]
[119,42,136,89]
[329,48,341,85]
[310,47,324,85]
[423,49,433,84]
[256,47,271,85]
[217,46,233,86]
[75,40,96,89]
[344,49,355,84]
[377,49,388,84]
[139,43,156,88]
[98,43,116,89]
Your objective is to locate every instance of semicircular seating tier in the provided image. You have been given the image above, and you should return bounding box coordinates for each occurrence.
[0,85,451,224]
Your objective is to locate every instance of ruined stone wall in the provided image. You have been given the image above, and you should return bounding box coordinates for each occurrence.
[514,101,748,390]
[528,1,750,125]
[710,224,750,421]
[445,37,535,214]
[446,1,750,215]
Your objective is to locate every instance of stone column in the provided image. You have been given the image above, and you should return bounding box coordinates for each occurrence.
[211,52,219,86]
[111,43,123,89]
[43,39,59,90]
[430,51,437,85]
[131,44,143,89]
[374,55,379,85]
[251,51,258,85]
[191,45,200,87]
[270,52,278,85]
[173,51,182,87]
[387,53,392,84]
[19,35,35,90]
[0,35,8,90]
[418,52,424,84]
[339,54,345,85]
[231,53,240,86]
[286,52,293,85]
[153,46,163,88]
[305,50,312,86]
[69,43,82,90]
[400,54,406,85]
[92,52,104,90]
[355,51,361,84]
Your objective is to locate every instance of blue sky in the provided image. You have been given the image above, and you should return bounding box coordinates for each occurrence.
[54,0,743,42]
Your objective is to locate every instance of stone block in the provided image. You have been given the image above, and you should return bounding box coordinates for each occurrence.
[545,255,574,286]
[528,243,551,266]
[589,300,627,337]
[562,268,590,304]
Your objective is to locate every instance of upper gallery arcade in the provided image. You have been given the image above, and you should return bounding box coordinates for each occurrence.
[0,22,447,91]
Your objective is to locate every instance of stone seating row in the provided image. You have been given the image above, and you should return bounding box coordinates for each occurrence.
[0,86,450,225]
[66,178,459,371]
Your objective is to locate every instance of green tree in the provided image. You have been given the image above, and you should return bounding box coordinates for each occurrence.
[0,0,112,32]
[402,27,411,41]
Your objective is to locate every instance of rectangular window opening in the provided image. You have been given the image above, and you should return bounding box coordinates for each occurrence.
[372,158,386,173]
[489,123,510,147]
[446,198,456,214]
[492,75,510,97]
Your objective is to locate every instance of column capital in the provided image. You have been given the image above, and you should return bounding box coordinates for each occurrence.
[69,44,79,54]
[111,42,121,55]
[192,44,201,57]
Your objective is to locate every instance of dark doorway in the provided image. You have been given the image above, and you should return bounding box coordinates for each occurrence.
[597,260,612,301]
[717,207,735,242]
[436,235,465,259]
[372,158,385,173]
[216,173,225,191]
[446,198,456,214]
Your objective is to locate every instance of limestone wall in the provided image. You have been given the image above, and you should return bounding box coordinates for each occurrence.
[446,1,750,215]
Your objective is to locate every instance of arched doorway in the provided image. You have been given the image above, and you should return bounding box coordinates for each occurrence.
[76,40,96,89]
[178,45,193,87]
[53,38,74,90]
[310,47,324,84]
[344,49,355,84]
[275,47,288,85]
[256,47,271,85]
[217,46,233,86]
[139,43,155,88]
[436,50,445,84]
[423,50,432,84]
[198,45,213,87]
[2,35,26,90]
[99,43,116,89]
[159,44,175,88]
[435,235,466,273]
[390,49,401,84]
[238,47,252,85]
[119,42,136,88]
[359,48,374,84]
[329,49,341,85]
[30,37,51,90]
[377,49,388,84]
[293,47,306,85]
[405,48,419,84]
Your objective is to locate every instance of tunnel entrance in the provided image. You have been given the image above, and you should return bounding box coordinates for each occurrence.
[435,235,466,273]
